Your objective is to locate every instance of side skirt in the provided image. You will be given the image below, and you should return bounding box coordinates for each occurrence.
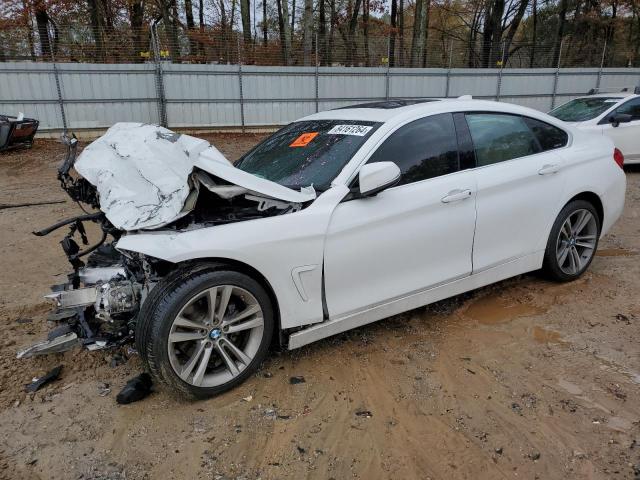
[287,251,544,350]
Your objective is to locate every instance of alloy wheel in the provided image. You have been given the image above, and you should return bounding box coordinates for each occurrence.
[555,208,598,275]
[167,285,264,387]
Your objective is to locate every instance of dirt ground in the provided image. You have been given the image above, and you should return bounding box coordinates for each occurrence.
[0,135,638,480]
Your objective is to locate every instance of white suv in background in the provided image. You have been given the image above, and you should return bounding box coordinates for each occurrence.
[549,87,640,164]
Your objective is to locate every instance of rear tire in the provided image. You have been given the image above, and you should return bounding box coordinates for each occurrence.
[542,200,600,282]
[138,265,274,399]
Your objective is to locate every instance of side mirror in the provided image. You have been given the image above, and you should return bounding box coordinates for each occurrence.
[358,162,401,197]
[609,113,632,127]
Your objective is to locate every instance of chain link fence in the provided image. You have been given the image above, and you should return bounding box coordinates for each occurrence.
[1,23,638,68]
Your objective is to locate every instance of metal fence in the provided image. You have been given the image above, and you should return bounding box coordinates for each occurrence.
[2,60,639,133]
[2,23,639,68]
[0,62,640,135]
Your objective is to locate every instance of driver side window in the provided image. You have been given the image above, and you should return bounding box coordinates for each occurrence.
[367,113,460,186]
[614,98,640,120]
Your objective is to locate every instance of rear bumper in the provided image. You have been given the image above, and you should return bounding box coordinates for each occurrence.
[601,168,626,236]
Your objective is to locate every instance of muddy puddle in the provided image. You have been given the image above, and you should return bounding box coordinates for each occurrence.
[462,293,547,324]
[532,326,565,344]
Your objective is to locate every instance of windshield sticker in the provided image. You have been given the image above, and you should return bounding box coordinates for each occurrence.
[290,132,319,147]
[328,124,373,136]
[603,99,619,103]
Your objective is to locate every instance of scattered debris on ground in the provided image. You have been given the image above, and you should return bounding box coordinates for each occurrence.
[24,365,62,392]
[116,373,153,405]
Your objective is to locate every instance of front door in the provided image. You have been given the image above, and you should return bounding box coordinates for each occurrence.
[323,113,477,319]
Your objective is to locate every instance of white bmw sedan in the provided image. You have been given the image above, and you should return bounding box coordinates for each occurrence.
[31,99,626,398]
[549,89,640,164]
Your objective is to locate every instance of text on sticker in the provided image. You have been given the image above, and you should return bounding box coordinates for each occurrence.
[328,125,373,136]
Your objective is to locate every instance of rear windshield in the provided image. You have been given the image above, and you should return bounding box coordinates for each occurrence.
[549,97,620,122]
[235,120,381,190]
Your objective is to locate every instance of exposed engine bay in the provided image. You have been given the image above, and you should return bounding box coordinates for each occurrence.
[18,124,314,359]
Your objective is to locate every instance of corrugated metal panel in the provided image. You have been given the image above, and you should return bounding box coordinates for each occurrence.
[1,62,638,131]
[389,68,447,98]
[449,69,500,97]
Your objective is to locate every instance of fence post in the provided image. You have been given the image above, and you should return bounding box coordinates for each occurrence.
[237,36,246,133]
[550,39,564,109]
[49,30,67,133]
[315,33,319,113]
[495,40,506,101]
[151,23,168,127]
[444,40,453,98]
[596,40,607,91]
[385,36,391,100]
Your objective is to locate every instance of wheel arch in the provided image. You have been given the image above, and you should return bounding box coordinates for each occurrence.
[173,257,284,347]
[565,191,604,227]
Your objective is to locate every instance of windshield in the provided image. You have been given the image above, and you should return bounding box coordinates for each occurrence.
[235,120,381,190]
[549,97,620,122]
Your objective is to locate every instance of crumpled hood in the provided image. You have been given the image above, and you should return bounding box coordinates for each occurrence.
[74,123,315,230]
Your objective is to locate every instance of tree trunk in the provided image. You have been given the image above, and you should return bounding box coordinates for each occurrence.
[302,0,313,65]
[501,0,528,66]
[410,0,423,67]
[552,0,568,67]
[263,0,268,45]
[529,0,537,67]
[319,0,327,64]
[362,0,370,66]
[128,0,145,62]
[346,0,362,66]
[199,0,204,26]
[389,0,397,67]
[240,0,252,49]
[35,7,51,58]
[291,0,296,33]
[328,0,336,64]
[184,0,198,58]
[87,0,105,61]
[276,0,292,64]
[398,0,404,66]
[421,0,430,67]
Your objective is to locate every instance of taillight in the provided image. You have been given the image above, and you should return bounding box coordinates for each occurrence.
[613,148,624,169]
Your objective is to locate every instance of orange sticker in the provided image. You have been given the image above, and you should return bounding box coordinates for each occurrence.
[289,132,319,147]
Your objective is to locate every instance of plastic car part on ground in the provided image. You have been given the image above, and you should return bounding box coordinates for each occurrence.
[75,123,316,230]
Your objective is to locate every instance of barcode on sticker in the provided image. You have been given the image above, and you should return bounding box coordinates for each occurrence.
[328,125,373,136]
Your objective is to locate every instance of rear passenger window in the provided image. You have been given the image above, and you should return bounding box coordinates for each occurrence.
[524,117,568,150]
[368,113,459,185]
[466,113,540,166]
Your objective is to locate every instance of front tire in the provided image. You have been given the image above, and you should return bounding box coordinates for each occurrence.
[542,200,600,282]
[141,266,274,399]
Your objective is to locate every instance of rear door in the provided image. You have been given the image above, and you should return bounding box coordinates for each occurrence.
[600,97,640,163]
[466,113,569,271]
[323,113,477,318]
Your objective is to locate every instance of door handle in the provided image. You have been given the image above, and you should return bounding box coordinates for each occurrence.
[538,164,560,175]
[441,189,472,203]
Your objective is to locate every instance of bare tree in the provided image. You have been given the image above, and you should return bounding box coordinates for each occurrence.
[319,0,328,64]
[398,0,404,66]
[389,0,398,66]
[302,0,313,64]
[410,0,424,66]
[553,0,568,67]
[240,0,252,47]
[421,0,431,67]
[263,0,268,45]
[362,0,370,66]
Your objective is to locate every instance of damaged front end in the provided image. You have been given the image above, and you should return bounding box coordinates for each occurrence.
[19,124,314,359]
